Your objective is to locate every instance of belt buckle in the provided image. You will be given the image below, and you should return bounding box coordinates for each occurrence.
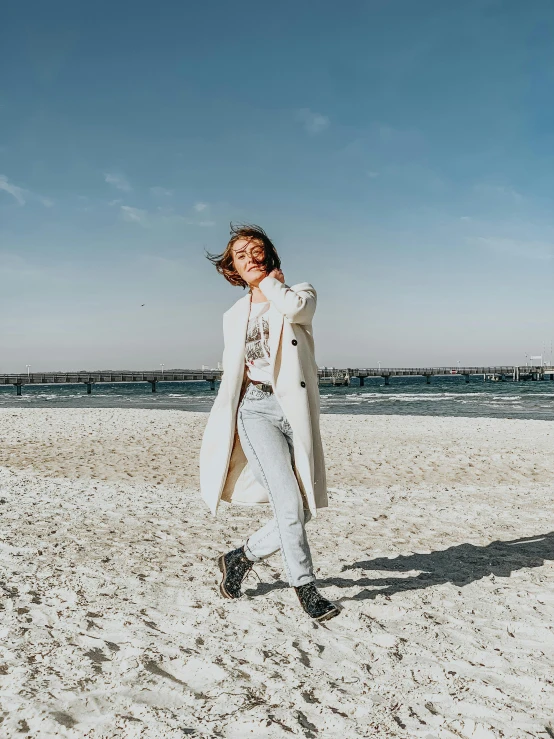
[249,380,272,394]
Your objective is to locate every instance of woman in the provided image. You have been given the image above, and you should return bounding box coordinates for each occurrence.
[200,224,339,622]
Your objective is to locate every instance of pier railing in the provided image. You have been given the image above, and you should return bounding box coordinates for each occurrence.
[1,366,553,395]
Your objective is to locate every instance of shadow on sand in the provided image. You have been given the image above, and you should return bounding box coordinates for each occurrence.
[244,532,554,601]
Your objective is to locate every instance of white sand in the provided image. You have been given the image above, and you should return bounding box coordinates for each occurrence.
[0,409,553,738]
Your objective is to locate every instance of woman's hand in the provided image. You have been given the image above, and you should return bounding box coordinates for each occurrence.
[267,268,285,284]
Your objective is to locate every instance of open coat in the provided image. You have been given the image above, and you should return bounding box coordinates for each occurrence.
[199,276,327,517]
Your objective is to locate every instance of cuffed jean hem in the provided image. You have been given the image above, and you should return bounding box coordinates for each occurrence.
[244,540,261,563]
[244,539,316,588]
[245,540,316,586]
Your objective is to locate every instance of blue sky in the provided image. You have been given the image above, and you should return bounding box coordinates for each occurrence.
[1,0,553,371]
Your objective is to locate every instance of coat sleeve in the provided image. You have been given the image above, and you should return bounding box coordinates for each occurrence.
[258,277,316,325]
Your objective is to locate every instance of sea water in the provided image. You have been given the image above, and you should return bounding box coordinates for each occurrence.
[1,375,554,420]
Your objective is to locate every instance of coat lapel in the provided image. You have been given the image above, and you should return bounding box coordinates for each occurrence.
[224,292,251,399]
[268,304,284,381]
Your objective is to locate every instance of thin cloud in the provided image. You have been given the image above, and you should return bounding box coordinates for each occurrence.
[181,216,215,227]
[367,171,380,179]
[105,172,132,192]
[0,174,27,205]
[297,108,330,135]
[473,236,553,261]
[0,174,54,207]
[473,183,523,203]
[120,205,147,225]
[150,186,173,198]
[119,203,214,228]
[194,202,208,212]
[180,216,215,227]
[2,253,51,280]
[377,124,424,153]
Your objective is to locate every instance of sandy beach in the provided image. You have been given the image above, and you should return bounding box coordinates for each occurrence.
[0,408,553,738]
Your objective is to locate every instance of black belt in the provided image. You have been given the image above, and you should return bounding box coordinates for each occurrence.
[249,380,273,394]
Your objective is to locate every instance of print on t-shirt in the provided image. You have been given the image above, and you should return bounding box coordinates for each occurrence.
[245,300,272,384]
[245,316,270,365]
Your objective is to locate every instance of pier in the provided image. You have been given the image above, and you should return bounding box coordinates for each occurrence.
[0,370,220,396]
[341,365,554,386]
[1,366,553,396]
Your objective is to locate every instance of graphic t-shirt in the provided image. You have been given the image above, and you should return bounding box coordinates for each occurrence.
[245,300,272,384]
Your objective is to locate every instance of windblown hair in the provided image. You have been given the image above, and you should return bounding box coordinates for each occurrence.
[206,223,281,288]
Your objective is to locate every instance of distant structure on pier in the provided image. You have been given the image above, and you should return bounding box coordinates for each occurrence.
[1,366,553,396]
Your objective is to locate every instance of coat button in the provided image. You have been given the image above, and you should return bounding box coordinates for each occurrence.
[291,339,298,346]
[300,381,306,388]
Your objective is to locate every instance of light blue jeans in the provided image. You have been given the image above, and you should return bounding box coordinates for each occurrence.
[237,383,315,587]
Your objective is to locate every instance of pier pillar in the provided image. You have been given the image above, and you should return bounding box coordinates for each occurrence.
[149,380,157,393]
[207,378,215,391]
[551,373,554,381]
[14,383,22,396]
[425,374,431,385]
[359,376,364,387]
[464,374,470,384]
[500,374,506,382]
[383,375,390,386]
[86,383,92,394]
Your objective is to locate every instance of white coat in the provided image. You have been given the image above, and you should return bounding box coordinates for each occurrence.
[199,276,327,517]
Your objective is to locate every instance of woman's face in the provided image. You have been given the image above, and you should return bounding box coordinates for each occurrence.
[232,238,267,287]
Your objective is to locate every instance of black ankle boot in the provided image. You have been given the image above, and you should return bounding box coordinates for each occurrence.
[218,546,253,599]
[294,583,340,622]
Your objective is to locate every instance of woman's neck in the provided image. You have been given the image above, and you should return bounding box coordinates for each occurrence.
[250,285,268,304]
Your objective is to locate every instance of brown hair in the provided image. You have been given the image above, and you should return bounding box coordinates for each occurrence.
[206,223,281,288]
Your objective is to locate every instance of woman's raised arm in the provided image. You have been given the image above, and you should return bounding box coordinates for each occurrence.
[259,275,317,325]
